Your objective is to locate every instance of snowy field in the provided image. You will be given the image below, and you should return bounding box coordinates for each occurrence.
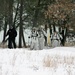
[0,47,75,75]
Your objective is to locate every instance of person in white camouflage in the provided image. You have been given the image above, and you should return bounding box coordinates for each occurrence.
[38,29,45,50]
[30,27,39,50]
[51,31,62,47]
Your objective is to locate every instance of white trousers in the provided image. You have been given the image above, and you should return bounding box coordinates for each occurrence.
[38,37,44,50]
[52,40,60,47]
[30,38,39,50]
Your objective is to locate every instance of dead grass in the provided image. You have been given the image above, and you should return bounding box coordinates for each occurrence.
[0,42,8,48]
[65,42,75,46]
[64,56,74,65]
[43,55,75,69]
[43,55,58,68]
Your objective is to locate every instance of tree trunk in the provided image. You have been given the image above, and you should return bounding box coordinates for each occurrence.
[64,26,68,45]
[22,28,27,47]
[53,24,56,32]
[13,1,19,27]
[33,0,41,27]
[2,0,8,42]
[19,0,23,48]
[44,24,47,46]
[3,17,7,42]
[8,0,13,28]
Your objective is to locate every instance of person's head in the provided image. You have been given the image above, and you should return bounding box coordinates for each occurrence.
[54,31,57,35]
[10,26,16,29]
[12,26,15,29]
[9,26,13,29]
[32,27,36,32]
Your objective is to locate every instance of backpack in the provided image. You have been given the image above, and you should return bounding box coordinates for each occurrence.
[14,30,17,37]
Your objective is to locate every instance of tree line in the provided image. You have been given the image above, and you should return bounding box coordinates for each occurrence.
[0,0,75,48]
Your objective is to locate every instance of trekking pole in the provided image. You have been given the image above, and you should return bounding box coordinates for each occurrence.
[28,36,30,47]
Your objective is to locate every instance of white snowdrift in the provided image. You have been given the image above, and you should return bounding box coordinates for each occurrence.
[0,47,75,75]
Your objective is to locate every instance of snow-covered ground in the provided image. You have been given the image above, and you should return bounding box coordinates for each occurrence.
[0,47,75,75]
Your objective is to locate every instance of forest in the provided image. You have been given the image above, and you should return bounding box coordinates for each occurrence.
[0,0,75,48]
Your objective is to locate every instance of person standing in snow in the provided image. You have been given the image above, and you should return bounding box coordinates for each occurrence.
[30,27,39,50]
[6,26,17,48]
[51,31,62,47]
[37,29,45,50]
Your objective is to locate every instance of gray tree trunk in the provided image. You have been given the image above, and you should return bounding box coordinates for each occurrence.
[2,0,9,42]
[22,28,27,48]
[19,0,23,48]
[3,17,7,42]
[33,0,41,27]
[8,0,13,28]
[13,1,19,27]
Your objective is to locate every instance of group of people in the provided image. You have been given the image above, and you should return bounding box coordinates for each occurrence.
[29,27,64,50]
[30,27,45,50]
[5,26,66,49]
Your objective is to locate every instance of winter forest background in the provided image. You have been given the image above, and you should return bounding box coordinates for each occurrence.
[0,1,75,75]
[0,0,75,48]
